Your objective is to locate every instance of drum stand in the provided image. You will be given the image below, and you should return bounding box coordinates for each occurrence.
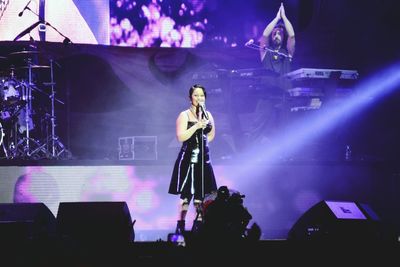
[13,61,49,159]
[4,57,70,160]
[33,59,70,159]
[0,123,8,158]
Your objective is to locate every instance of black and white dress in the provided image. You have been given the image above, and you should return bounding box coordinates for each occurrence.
[168,113,217,201]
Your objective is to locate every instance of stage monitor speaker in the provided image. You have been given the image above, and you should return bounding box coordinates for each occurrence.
[0,202,56,243]
[287,200,382,242]
[56,201,134,245]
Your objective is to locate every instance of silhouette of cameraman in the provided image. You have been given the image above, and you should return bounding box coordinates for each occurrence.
[199,186,259,244]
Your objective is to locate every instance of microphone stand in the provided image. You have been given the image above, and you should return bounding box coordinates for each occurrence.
[201,125,205,201]
[14,6,72,44]
[244,39,292,59]
[14,20,42,41]
[192,106,206,227]
[191,122,205,232]
[199,104,209,201]
[199,105,209,221]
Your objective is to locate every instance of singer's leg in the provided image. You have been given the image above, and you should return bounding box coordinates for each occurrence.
[193,199,203,221]
[192,199,204,233]
[180,198,190,221]
[176,197,190,234]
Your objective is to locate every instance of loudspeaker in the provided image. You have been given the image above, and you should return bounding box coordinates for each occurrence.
[56,201,134,244]
[287,200,382,242]
[0,203,56,243]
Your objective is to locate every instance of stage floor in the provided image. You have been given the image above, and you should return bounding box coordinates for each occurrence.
[0,159,398,242]
[2,239,399,267]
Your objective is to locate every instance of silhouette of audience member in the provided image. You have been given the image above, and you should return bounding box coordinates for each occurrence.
[184,185,261,265]
[196,186,260,245]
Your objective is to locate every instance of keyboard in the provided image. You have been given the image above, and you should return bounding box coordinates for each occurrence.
[285,68,359,80]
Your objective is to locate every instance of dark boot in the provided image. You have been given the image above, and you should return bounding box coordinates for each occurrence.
[175,220,185,234]
[191,219,203,233]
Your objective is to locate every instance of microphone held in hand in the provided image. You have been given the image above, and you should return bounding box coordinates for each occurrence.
[18,0,32,17]
[198,102,209,120]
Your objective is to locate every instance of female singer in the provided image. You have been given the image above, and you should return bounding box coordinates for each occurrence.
[168,84,217,233]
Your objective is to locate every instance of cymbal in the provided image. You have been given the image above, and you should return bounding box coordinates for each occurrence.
[8,50,42,56]
[0,56,7,60]
[17,64,50,70]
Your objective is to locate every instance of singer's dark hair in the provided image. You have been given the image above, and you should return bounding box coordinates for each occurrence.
[189,84,207,99]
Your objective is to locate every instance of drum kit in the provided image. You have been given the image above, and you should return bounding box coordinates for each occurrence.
[0,49,70,160]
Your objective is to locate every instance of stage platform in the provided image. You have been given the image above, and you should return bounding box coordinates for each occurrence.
[2,239,399,267]
[0,159,399,267]
[0,159,399,243]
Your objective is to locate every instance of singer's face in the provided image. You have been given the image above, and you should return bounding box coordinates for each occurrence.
[191,87,206,106]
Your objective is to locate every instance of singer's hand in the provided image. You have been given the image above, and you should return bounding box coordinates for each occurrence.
[197,119,209,130]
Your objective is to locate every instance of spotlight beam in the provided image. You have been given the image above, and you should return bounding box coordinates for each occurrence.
[235,62,400,176]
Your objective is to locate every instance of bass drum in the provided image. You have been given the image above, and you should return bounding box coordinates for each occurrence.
[0,77,22,109]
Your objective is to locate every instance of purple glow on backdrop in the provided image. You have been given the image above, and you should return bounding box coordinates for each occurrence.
[293,190,321,213]
[0,0,277,47]
[9,165,244,239]
[14,166,60,212]
[110,0,206,47]
[3,163,387,240]
[0,0,109,44]
[233,62,400,180]
[14,173,36,203]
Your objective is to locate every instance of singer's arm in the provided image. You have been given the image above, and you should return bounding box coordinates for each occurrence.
[206,112,215,142]
[176,111,206,142]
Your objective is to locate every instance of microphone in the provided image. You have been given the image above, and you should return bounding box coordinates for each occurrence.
[198,102,209,120]
[18,0,32,17]
[245,39,254,47]
[63,37,72,45]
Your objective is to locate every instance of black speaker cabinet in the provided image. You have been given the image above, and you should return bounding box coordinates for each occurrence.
[287,200,382,242]
[0,202,56,243]
[56,201,134,244]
